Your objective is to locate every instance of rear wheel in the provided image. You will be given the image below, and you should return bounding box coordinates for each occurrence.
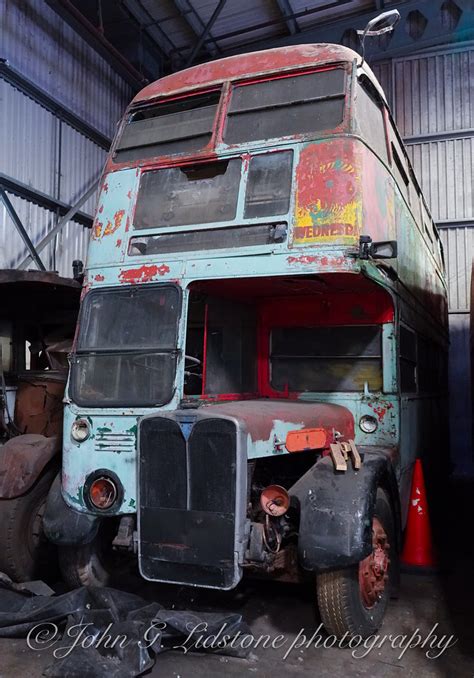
[316,488,397,639]
[0,466,57,582]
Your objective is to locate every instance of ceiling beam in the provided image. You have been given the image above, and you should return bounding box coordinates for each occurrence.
[0,173,93,228]
[275,0,299,35]
[172,0,221,57]
[45,0,146,90]
[185,0,228,67]
[224,0,474,61]
[123,0,184,66]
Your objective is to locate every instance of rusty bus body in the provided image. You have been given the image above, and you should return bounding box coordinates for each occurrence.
[44,45,448,637]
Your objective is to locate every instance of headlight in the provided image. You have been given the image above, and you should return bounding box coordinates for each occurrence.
[71,418,90,443]
[89,476,117,510]
[359,415,378,434]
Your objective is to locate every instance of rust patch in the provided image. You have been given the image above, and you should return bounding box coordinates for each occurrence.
[92,221,103,240]
[287,255,346,268]
[119,264,170,284]
[103,209,125,236]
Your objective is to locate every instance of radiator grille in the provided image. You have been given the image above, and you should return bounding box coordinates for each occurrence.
[138,415,238,588]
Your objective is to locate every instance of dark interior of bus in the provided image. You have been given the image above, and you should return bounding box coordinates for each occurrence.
[184,273,393,400]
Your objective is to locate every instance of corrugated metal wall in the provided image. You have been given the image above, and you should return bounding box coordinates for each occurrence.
[374,44,474,474]
[0,0,132,275]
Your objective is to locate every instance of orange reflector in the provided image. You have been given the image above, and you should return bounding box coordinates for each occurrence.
[260,485,290,517]
[285,427,327,453]
[89,477,117,509]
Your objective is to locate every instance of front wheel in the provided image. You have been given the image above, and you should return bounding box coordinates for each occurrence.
[316,487,397,639]
[59,519,134,588]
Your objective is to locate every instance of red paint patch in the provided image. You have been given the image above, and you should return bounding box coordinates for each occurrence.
[94,274,105,282]
[369,402,393,422]
[127,190,132,199]
[116,239,122,248]
[98,204,104,213]
[125,216,130,232]
[119,264,170,284]
[132,45,355,104]
[103,182,109,193]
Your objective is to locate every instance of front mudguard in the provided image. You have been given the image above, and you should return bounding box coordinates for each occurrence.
[0,434,60,499]
[43,473,100,546]
[290,448,401,572]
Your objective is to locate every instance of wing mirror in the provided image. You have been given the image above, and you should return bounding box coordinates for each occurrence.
[359,235,398,260]
[357,10,401,64]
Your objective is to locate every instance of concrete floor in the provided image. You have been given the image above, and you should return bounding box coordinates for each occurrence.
[0,569,471,678]
[0,479,472,677]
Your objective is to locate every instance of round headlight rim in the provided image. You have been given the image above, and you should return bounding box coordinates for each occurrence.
[83,468,124,513]
[71,417,91,443]
[89,476,118,510]
[359,414,378,434]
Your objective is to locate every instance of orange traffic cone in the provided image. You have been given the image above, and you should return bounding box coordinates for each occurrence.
[401,459,436,569]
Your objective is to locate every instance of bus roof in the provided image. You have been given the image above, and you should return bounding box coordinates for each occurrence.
[132,44,386,106]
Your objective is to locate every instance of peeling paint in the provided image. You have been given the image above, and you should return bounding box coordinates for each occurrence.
[119,264,170,284]
[103,209,126,236]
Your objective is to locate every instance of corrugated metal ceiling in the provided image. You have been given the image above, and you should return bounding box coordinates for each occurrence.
[62,0,386,78]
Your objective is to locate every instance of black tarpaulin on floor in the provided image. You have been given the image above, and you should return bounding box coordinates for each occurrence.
[0,577,252,677]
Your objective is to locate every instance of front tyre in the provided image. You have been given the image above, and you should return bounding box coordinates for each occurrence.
[58,519,133,588]
[59,538,111,588]
[316,487,397,639]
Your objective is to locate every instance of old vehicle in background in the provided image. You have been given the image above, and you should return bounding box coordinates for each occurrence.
[0,270,80,580]
[44,42,448,638]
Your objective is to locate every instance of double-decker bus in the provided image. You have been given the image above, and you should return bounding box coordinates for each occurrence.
[44,43,448,638]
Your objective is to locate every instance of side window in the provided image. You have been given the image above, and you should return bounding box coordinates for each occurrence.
[391,141,410,201]
[244,151,293,218]
[400,325,417,393]
[270,325,383,392]
[0,321,12,372]
[417,335,446,393]
[422,203,434,248]
[355,81,388,163]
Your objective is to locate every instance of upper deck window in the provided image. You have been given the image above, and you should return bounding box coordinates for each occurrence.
[224,68,345,145]
[134,159,241,229]
[114,91,220,163]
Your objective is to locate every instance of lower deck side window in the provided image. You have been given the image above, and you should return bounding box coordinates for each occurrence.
[270,325,382,392]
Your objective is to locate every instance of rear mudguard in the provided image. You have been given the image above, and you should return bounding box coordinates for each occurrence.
[290,448,401,572]
[43,473,100,545]
[0,434,60,499]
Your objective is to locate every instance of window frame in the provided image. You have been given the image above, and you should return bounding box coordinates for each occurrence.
[131,148,295,238]
[70,283,182,408]
[112,88,222,164]
[269,323,384,394]
[221,65,349,149]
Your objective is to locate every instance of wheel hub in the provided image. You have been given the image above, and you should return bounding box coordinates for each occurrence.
[359,516,390,608]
